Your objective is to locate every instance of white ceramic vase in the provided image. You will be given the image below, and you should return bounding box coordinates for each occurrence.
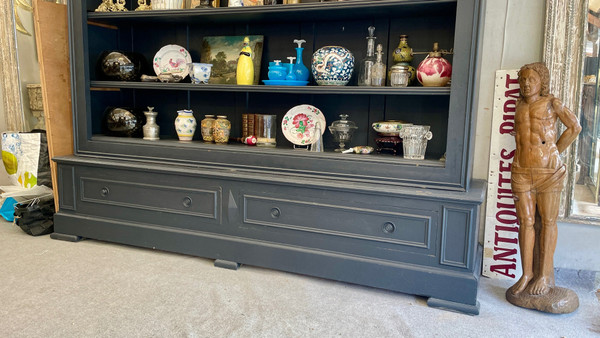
[175,109,196,141]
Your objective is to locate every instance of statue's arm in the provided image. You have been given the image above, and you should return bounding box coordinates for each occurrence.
[552,98,582,154]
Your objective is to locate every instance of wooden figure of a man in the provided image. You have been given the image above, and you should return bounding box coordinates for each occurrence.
[506,62,582,313]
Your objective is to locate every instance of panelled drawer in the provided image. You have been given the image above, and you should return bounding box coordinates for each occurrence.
[74,167,222,230]
[244,195,432,249]
[238,187,440,266]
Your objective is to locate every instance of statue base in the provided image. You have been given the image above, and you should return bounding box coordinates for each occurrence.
[505,286,579,314]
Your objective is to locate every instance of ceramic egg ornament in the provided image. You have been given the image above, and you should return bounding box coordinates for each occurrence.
[416,42,452,87]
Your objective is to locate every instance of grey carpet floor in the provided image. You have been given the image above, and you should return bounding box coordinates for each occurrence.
[0,221,598,337]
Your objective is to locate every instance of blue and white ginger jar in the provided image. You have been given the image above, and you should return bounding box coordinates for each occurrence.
[311,46,354,86]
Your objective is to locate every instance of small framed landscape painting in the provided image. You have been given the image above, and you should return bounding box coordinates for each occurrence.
[201,35,264,85]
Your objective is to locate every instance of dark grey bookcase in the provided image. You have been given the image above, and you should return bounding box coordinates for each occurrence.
[54,0,485,314]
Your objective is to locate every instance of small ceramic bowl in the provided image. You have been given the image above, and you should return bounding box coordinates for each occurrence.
[372,120,412,136]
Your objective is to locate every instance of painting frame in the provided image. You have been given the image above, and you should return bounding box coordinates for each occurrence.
[201,35,264,85]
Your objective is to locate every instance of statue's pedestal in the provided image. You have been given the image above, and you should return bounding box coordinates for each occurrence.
[506,286,579,314]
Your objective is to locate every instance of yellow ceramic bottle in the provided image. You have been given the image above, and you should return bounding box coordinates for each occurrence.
[236,36,254,85]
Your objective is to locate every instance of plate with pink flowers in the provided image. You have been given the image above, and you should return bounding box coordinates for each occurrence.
[281,104,326,146]
[153,44,192,80]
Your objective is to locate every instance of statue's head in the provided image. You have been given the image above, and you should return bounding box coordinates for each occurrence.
[518,62,550,97]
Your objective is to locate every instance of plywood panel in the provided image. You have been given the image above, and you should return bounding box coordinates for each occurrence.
[33,0,73,211]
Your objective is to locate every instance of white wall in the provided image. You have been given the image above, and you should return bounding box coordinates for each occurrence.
[475,0,600,272]
[473,0,545,181]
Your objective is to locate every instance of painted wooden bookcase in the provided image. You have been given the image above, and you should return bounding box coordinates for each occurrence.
[54,0,485,314]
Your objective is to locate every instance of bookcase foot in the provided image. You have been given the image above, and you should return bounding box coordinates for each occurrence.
[50,232,84,242]
[214,259,241,270]
[427,297,480,315]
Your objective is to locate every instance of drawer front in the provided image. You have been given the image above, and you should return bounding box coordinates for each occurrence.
[73,166,222,230]
[81,177,219,219]
[243,194,433,251]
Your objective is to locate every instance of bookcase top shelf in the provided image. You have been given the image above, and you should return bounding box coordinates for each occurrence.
[86,0,458,25]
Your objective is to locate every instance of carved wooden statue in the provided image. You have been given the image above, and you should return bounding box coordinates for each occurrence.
[506,62,582,313]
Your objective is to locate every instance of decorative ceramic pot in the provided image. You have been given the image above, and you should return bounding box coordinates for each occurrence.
[102,107,145,137]
[174,109,197,141]
[142,107,160,140]
[97,51,146,81]
[393,35,413,63]
[200,114,216,142]
[416,43,452,87]
[311,46,354,86]
[213,115,231,144]
[372,120,412,136]
[190,63,212,84]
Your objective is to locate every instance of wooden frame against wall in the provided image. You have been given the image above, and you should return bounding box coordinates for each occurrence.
[543,0,590,220]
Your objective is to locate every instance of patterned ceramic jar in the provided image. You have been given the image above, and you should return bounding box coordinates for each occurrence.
[200,114,216,142]
[311,46,354,86]
[416,43,452,87]
[213,115,231,144]
[392,35,413,63]
[174,109,196,141]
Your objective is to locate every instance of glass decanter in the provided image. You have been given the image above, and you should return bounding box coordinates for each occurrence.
[370,44,386,86]
[358,26,377,86]
[328,114,358,152]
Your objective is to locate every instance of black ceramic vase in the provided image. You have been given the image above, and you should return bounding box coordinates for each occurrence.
[102,107,145,137]
[96,51,147,81]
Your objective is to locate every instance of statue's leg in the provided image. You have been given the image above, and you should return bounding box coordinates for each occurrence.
[527,190,559,295]
[508,191,536,295]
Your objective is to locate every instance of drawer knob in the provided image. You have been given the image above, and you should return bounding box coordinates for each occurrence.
[270,207,281,218]
[100,187,110,197]
[182,196,193,208]
[382,222,395,234]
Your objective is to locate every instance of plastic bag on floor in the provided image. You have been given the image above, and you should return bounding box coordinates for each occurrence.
[13,195,55,236]
[0,185,54,235]
[1,131,52,188]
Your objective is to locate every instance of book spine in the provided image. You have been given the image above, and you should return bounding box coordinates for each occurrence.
[242,114,249,138]
[247,114,255,137]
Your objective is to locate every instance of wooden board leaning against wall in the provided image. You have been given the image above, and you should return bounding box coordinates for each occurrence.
[33,0,74,211]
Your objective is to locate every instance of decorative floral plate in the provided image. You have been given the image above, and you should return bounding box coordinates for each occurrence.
[281,104,326,146]
[153,44,192,80]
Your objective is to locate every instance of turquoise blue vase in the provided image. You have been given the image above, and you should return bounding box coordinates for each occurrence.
[293,47,310,81]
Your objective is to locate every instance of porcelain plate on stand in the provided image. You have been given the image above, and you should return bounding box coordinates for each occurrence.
[153,44,192,80]
[281,104,326,146]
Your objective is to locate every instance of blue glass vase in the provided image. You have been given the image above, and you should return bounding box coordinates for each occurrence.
[293,47,310,81]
